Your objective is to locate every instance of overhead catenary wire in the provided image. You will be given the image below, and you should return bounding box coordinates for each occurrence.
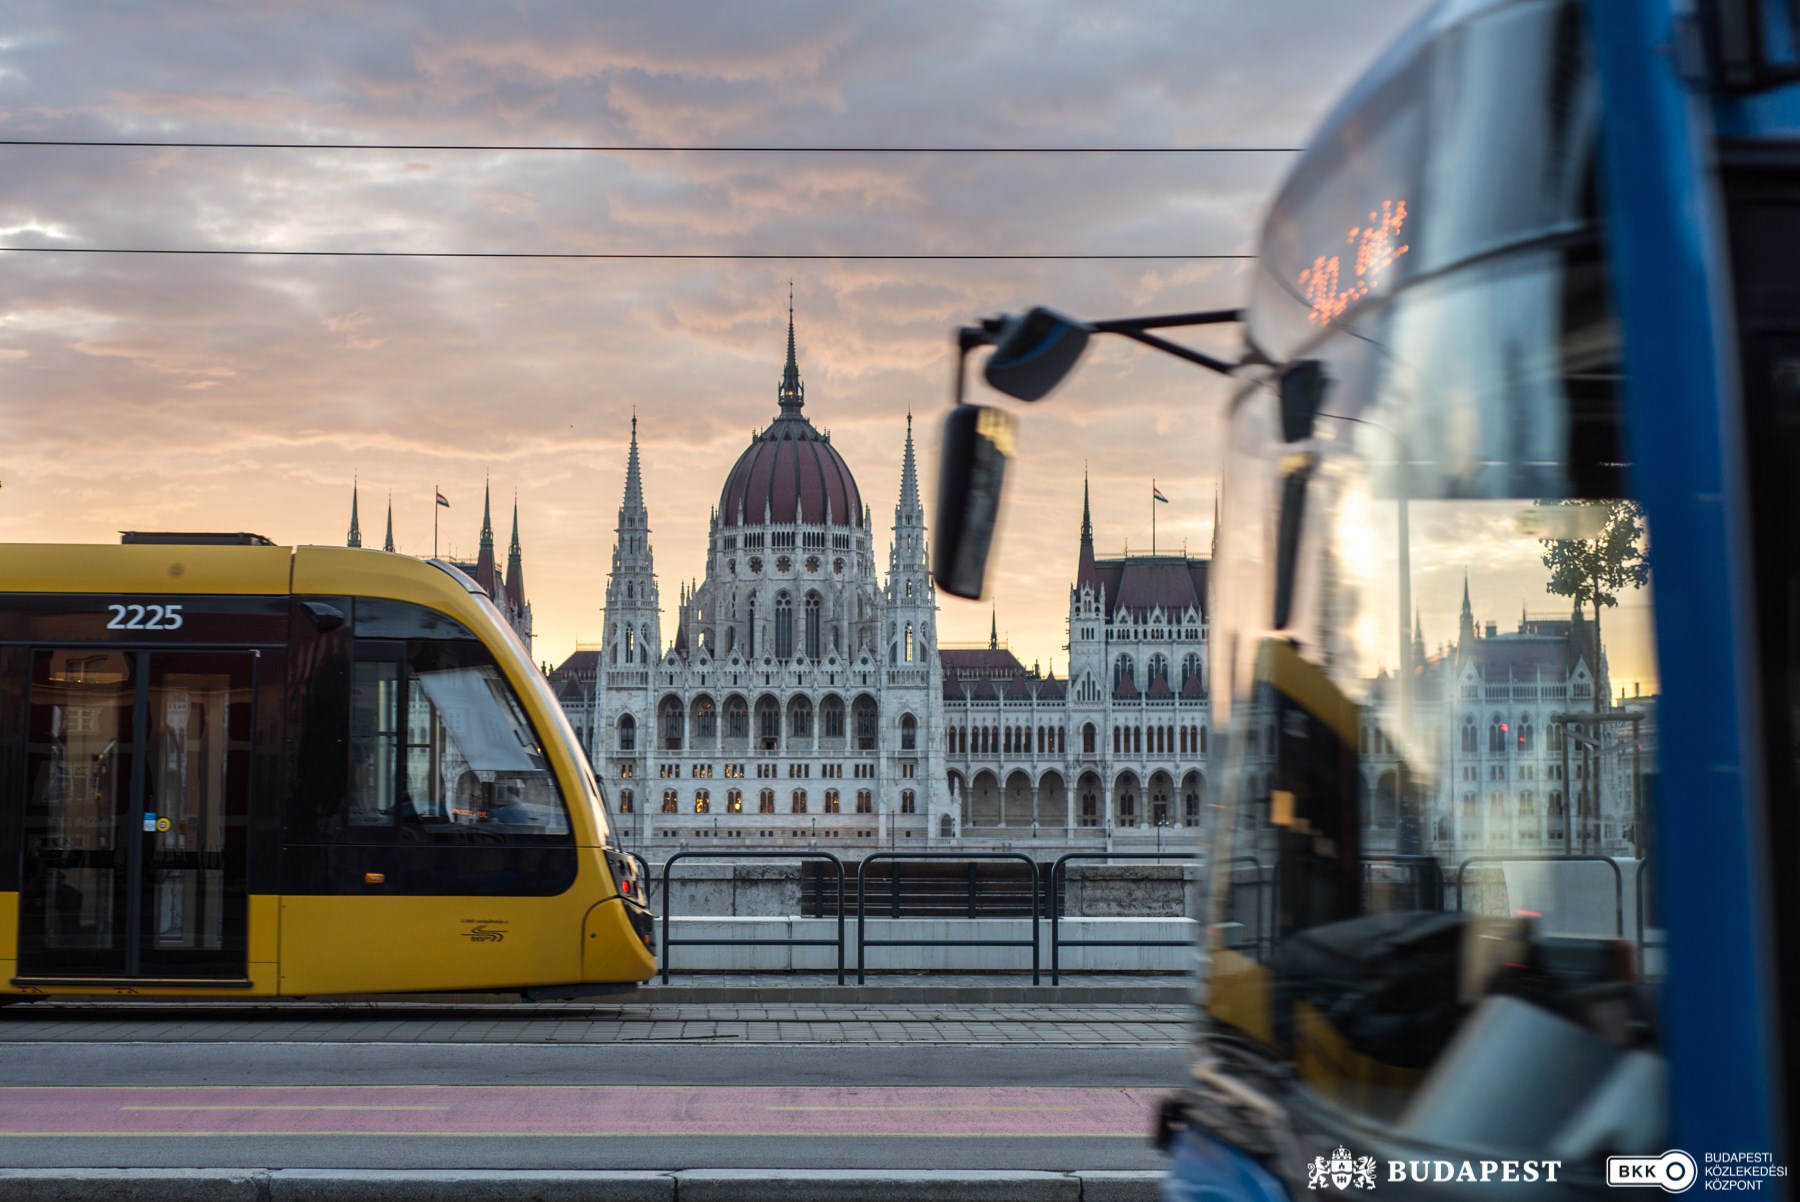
[0,247,1257,260]
[0,139,1302,153]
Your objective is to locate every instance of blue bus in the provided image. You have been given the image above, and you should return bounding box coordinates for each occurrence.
[936,0,1794,1195]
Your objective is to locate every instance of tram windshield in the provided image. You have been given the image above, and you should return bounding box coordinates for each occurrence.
[345,599,573,841]
[1204,0,1663,1145]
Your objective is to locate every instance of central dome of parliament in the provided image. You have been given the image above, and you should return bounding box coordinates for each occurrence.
[717,308,863,530]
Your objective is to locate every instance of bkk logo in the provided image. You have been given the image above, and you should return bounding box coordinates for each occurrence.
[1305,1145,1564,1190]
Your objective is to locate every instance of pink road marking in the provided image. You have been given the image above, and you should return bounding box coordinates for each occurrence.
[0,1086,1161,1138]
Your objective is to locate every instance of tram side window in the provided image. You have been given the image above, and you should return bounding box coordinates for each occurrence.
[348,642,571,841]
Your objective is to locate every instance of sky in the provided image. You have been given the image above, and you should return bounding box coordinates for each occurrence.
[1,0,1622,685]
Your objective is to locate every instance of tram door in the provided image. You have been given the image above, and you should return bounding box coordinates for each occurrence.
[18,648,254,981]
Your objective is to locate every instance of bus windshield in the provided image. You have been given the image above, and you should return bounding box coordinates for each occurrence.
[1204,0,1663,1147]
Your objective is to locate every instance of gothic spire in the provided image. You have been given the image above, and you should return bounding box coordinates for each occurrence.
[990,605,999,650]
[346,478,362,548]
[622,412,646,519]
[1077,468,1098,589]
[505,491,526,611]
[383,493,394,553]
[777,285,804,414]
[898,411,920,515]
[475,475,498,597]
[1459,572,1476,647]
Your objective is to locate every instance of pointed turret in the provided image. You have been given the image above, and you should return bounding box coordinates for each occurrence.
[1459,574,1476,648]
[1413,609,1426,668]
[898,412,921,518]
[346,479,363,548]
[383,494,395,553]
[475,477,498,597]
[1077,470,1098,590]
[989,606,999,650]
[605,413,661,668]
[777,284,804,414]
[505,492,526,612]
[622,413,646,520]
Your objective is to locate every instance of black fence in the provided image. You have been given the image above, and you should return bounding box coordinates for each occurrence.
[802,857,1052,919]
[855,852,1042,984]
[1047,852,1198,984]
[658,850,845,985]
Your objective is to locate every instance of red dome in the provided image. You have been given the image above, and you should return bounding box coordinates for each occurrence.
[719,412,862,528]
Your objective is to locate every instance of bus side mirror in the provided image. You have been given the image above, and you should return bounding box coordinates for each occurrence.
[933,404,1017,599]
[983,307,1092,402]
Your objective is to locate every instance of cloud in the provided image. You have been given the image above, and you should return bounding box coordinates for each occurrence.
[0,0,1436,663]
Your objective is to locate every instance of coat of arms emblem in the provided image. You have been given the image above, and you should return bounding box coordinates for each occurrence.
[1307,1145,1379,1190]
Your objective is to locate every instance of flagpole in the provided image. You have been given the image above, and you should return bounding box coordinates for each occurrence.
[434,484,439,559]
[1152,479,1157,556]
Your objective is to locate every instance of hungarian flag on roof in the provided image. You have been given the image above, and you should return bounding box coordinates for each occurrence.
[436,490,450,508]
[1153,485,1169,503]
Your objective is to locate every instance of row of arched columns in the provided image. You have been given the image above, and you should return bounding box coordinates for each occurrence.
[954,768,1207,829]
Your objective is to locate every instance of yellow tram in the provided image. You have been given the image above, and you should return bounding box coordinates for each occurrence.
[0,535,655,1000]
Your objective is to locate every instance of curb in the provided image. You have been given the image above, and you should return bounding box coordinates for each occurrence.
[0,1168,1166,1201]
[621,983,1191,1004]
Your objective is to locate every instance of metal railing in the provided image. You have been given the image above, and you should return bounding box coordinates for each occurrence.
[1048,852,1197,984]
[658,850,845,985]
[856,852,1041,984]
[1453,854,1625,937]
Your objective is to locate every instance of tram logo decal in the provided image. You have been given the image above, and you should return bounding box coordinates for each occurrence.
[1299,199,1410,325]
[460,921,508,943]
[1309,1146,1378,1191]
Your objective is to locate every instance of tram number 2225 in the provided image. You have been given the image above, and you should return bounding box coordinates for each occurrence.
[105,603,185,631]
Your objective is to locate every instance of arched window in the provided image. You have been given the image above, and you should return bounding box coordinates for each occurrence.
[1148,653,1170,685]
[1489,715,1506,754]
[820,694,845,739]
[853,696,878,749]
[1112,726,1121,755]
[691,695,716,740]
[617,714,637,752]
[1113,654,1134,689]
[1519,716,1534,752]
[625,626,636,662]
[1181,653,1202,688]
[804,591,822,659]
[905,623,915,662]
[618,789,634,813]
[1083,723,1096,755]
[1117,785,1137,824]
[775,592,794,660]
[901,789,916,814]
[1461,715,1478,754]
[659,696,683,750]
[855,789,873,813]
[824,789,840,813]
[661,789,679,813]
[940,814,955,838]
[694,790,710,814]
[901,713,917,750]
[724,695,749,739]
[727,789,743,813]
[791,789,808,814]
[759,788,775,814]
[789,695,813,739]
[755,696,781,750]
